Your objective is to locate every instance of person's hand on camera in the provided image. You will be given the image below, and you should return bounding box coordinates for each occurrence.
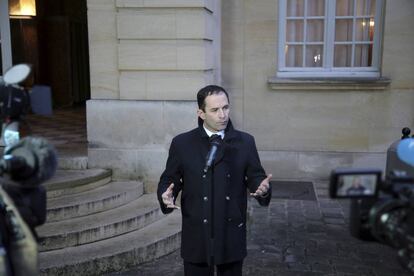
[162,183,180,209]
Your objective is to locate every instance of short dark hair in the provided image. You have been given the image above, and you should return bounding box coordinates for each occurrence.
[197,85,229,111]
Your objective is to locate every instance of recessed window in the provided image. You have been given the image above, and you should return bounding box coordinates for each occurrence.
[278,0,384,78]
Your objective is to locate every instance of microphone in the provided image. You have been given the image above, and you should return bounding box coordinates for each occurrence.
[0,136,58,187]
[203,134,222,174]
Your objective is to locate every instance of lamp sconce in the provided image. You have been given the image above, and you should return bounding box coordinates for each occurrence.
[9,0,36,19]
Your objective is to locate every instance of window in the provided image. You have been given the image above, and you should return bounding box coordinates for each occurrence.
[278,0,384,78]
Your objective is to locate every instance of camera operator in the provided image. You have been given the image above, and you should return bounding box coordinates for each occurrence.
[1,181,46,239]
[0,182,39,276]
[0,135,57,237]
[0,64,57,275]
[0,136,57,275]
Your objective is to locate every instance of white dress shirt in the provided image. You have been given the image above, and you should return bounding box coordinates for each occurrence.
[203,125,225,139]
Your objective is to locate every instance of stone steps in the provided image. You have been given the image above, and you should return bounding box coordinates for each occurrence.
[44,169,112,198]
[38,168,182,275]
[39,211,181,276]
[38,193,164,251]
[58,155,88,170]
[46,180,143,222]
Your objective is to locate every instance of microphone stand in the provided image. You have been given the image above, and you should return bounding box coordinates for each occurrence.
[202,163,215,267]
[202,135,222,267]
[210,164,215,266]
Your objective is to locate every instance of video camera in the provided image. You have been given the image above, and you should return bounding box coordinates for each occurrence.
[0,64,57,275]
[0,138,57,276]
[330,128,414,273]
[0,63,52,147]
[0,63,52,120]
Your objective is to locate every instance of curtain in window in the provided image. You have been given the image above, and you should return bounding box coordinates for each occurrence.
[285,0,376,68]
[286,0,324,67]
[334,0,375,67]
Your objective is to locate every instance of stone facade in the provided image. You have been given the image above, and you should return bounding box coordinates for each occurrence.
[87,0,220,191]
[87,0,414,191]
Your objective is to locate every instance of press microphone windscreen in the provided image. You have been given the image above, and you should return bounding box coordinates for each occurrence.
[4,136,58,187]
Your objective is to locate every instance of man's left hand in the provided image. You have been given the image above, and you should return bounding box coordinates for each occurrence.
[250,174,272,197]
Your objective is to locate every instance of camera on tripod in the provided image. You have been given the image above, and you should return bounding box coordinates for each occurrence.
[329,128,414,273]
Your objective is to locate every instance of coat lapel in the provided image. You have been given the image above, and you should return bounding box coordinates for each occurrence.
[214,121,238,165]
[213,142,226,165]
[198,126,210,165]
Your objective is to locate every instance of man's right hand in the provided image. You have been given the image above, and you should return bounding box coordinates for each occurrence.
[161,183,180,209]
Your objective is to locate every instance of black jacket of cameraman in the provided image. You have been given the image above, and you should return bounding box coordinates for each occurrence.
[3,185,46,238]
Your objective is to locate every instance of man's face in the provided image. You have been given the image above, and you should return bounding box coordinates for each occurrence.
[197,92,230,132]
[353,177,361,187]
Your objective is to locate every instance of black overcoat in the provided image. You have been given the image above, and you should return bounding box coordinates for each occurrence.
[157,120,271,265]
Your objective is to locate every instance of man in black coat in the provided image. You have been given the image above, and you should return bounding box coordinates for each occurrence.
[157,85,272,276]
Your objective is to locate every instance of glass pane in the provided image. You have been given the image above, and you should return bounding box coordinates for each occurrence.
[354,44,372,66]
[286,45,303,67]
[305,45,323,67]
[307,0,325,16]
[336,0,354,16]
[356,0,376,16]
[307,19,324,42]
[355,18,373,41]
[335,19,353,42]
[287,0,304,17]
[287,19,304,42]
[334,44,352,67]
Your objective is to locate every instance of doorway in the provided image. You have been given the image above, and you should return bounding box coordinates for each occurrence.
[6,0,91,107]
[1,0,90,153]
[35,0,90,107]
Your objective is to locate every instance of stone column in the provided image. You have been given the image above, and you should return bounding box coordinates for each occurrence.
[87,0,220,192]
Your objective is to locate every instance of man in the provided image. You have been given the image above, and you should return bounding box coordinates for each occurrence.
[346,176,367,196]
[157,85,272,275]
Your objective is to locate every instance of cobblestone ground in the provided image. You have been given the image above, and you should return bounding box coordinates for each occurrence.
[108,180,412,276]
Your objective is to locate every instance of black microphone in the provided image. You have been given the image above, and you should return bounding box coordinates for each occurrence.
[0,136,58,187]
[203,134,222,174]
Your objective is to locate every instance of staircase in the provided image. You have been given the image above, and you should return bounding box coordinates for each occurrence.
[37,165,181,275]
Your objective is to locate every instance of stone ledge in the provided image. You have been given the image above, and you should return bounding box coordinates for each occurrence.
[116,0,213,11]
[268,76,391,91]
[259,150,387,181]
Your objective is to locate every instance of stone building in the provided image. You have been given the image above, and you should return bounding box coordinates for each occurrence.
[1,0,413,189]
[1,0,413,274]
[86,0,414,191]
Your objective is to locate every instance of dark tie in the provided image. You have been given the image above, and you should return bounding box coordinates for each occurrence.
[209,134,222,143]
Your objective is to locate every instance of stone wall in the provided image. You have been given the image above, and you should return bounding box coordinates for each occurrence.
[87,0,414,190]
[222,0,414,180]
[87,0,220,191]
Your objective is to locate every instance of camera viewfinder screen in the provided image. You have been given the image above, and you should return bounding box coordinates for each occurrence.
[336,174,378,197]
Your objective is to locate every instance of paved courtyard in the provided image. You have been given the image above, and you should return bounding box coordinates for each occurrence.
[108,180,412,276]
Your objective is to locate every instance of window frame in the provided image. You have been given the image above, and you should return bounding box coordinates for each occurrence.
[0,0,12,75]
[277,0,385,79]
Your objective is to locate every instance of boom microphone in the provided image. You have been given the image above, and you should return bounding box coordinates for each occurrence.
[0,137,57,186]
